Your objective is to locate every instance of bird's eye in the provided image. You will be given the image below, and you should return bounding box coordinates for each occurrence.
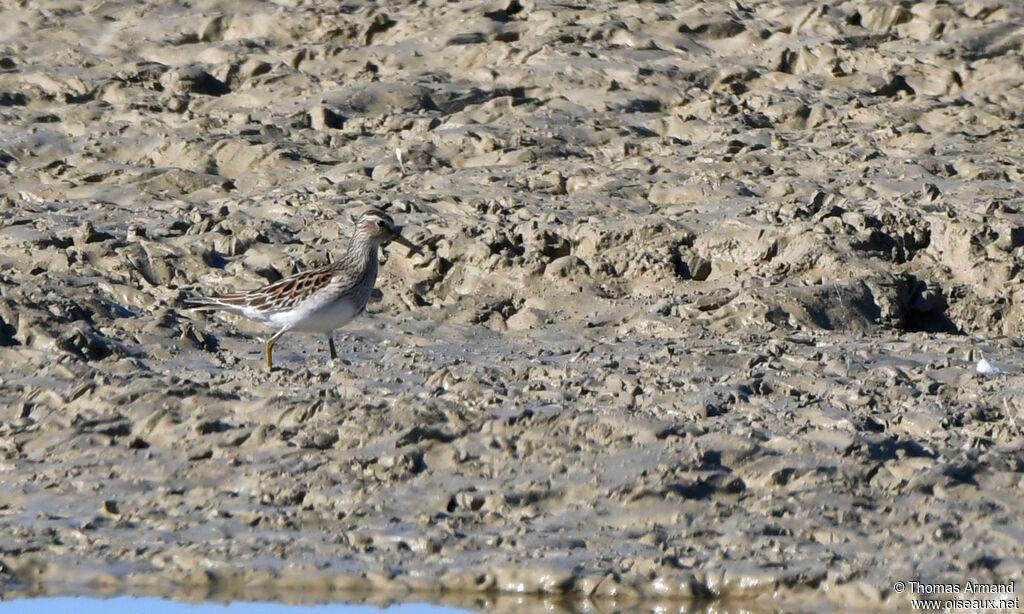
[377,220,388,228]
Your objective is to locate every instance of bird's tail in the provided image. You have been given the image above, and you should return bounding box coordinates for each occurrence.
[183,294,249,312]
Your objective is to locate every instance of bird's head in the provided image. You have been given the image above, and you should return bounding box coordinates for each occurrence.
[357,208,419,253]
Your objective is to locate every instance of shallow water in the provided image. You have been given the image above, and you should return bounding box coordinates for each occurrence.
[1,597,471,614]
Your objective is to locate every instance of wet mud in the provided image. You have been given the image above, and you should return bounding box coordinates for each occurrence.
[1,1,1023,611]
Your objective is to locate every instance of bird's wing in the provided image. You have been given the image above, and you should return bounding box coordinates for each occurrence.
[187,264,340,314]
[238,266,337,312]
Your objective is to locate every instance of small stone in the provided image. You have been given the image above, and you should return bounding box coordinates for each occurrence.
[545,255,590,279]
[74,221,112,246]
[506,308,546,330]
[686,254,712,281]
[160,64,229,96]
[371,164,400,181]
[309,105,345,130]
[162,94,189,113]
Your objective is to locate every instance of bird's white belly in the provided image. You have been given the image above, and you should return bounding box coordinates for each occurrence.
[268,295,362,333]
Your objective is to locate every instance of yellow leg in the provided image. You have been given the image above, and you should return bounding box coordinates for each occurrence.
[265,329,287,369]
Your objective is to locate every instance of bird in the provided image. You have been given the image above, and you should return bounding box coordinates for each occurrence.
[184,208,419,369]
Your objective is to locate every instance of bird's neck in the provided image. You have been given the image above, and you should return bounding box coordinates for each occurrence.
[345,232,379,266]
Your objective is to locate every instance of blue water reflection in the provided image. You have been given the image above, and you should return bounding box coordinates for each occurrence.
[0,597,473,614]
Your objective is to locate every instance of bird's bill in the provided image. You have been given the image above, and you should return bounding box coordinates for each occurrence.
[391,233,421,254]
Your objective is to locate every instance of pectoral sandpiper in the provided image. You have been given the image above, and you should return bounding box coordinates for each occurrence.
[185,209,418,368]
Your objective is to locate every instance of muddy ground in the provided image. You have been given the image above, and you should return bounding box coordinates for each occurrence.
[1,0,1023,611]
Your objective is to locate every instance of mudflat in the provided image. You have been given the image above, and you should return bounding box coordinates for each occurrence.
[1,1,1022,611]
